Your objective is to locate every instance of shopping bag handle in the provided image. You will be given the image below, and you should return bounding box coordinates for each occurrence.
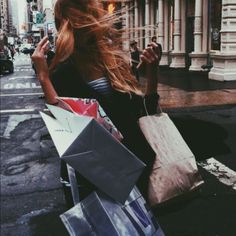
[143,96,162,116]
[67,164,80,205]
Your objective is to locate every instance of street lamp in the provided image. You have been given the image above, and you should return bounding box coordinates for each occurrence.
[108,3,115,14]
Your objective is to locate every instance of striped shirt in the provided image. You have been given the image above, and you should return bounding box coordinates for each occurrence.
[87,77,112,96]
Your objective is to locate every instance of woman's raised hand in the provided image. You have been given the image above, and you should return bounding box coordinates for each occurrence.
[31,36,50,79]
[140,42,161,68]
[31,36,58,104]
[140,42,161,95]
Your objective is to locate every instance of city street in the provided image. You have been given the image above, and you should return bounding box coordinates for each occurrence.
[1,54,236,236]
[1,54,68,236]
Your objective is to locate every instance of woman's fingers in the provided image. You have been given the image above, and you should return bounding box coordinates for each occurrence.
[142,43,160,62]
[138,42,161,70]
[145,47,157,61]
[32,40,50,59]
[37,36,48,48]
[41,40,50,52]
[34,36,49,54]
[140,54,152,64]
[142,47,158,64]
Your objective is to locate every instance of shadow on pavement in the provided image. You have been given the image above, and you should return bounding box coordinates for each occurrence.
[170,115,231,161]
[153,168,236,236]
[30,211,68,236]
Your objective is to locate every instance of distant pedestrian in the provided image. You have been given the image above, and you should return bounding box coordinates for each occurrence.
[130,40,140,81]
[15,47,20,55]
[3,45,10,59]
[9,46,15,60]
[151,36,157,44]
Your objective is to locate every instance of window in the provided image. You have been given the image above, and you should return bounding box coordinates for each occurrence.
[210,0,222,50]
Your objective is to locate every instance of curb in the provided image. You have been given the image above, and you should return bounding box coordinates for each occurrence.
[162,104,236,113]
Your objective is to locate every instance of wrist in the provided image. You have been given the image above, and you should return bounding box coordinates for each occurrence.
[146,63,159,71]
[145,92,159,100]
[37,71,49,82]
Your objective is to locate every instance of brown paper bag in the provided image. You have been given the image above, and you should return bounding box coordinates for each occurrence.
[139,112,204,206]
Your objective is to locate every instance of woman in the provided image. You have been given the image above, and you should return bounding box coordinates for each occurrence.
[32,0,161,207]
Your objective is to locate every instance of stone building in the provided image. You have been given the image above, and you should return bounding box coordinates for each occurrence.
[103,0,236,81]
[0,0,9,34]
[25,0,57,43]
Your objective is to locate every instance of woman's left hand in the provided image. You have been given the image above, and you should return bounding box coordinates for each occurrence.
[141,42,161,95]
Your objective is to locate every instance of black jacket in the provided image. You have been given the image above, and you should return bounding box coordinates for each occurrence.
[50,60,159,171]
[51,60,159,207]
[50,60,161,203]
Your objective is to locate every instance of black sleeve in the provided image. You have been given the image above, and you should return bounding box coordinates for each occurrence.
[50,61,89,98]
[50,63,74,97]
[50,61,96,98]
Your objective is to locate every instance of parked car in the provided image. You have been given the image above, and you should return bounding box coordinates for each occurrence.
[0,49,14,75]
[19,43,32,51]
[21,46,35,55]
[21,47,30,54]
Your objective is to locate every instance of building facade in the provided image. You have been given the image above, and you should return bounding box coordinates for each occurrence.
[0,0,8,50]
[0,0,9,34]
[107,0,236,81]
[24,0,56,43]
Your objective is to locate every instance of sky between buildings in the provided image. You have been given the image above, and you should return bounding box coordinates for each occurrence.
[10,0,54,35]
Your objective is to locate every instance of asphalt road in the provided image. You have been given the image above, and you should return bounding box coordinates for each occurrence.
[1,54,236,236]
[1,55,68,236]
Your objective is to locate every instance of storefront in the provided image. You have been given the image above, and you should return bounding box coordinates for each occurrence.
[104,0,236,81]
[208,0,236,81]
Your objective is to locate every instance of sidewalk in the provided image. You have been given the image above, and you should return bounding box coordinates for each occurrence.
[140,69,236,236]
[140,69,236,110]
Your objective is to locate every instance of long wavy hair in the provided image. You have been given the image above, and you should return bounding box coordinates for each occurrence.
[50,0,141,94]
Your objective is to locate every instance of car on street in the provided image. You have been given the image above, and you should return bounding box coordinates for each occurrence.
[21,47,30,54]
[0,51,14,75]
[19,43,32,50]
[21,47,35,55]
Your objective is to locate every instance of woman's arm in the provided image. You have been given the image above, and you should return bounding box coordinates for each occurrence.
[140,42,161,95]
[136,42,161,115]
[145,65,159,95]
[31,36,58,105]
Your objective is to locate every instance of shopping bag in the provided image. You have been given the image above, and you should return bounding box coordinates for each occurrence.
[56,97,123,141]
[138,112,204,206]
[40,104,145,203]
[60,187,165,236]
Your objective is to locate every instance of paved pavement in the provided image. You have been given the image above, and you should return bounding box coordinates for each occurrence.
[140,69,236,109]
[1,54,236,236]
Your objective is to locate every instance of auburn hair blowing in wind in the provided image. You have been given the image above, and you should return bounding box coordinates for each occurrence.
[50,0,141,94]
